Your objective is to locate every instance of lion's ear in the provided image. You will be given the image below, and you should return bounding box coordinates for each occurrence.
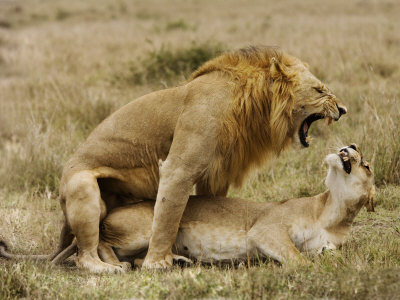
[270,57,290,80]
[365,185,376,212]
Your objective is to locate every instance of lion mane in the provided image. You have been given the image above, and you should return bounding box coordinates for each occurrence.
[191,46,301,194]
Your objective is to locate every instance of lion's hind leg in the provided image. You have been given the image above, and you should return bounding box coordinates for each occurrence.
[247,224,303,264]
[65,171,125,273]
[98,240,131,272]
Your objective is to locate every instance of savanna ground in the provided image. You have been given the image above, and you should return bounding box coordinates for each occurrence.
[0,0,399,298]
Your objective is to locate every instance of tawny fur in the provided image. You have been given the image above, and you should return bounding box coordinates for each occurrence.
[1,145,374,268]
[13,46,347,272]
[98,144,375,266]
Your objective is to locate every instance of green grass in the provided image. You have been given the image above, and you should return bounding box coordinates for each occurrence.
[165,19,194,31]
[1,225,400,299]
[114,41,224,85]
[0,0,399,298]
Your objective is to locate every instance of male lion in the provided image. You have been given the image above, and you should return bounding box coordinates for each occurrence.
[1,145,374,267]
[47,46,346,272]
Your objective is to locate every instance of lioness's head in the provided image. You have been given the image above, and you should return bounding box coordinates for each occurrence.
[325,144,375,211]
[270,56,347,148]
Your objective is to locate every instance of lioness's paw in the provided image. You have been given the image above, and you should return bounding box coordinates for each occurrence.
[133,258,144,268]
[317,241,337,255]
[172,254,193,265]
[116,261,132,272]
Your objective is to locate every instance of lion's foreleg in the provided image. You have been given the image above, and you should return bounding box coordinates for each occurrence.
[143,162,193,269]
[142,104,218,269]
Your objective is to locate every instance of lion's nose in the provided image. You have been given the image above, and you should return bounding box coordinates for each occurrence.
[334,104,347,120]
[339,147,349,156]
[337,104,347,119]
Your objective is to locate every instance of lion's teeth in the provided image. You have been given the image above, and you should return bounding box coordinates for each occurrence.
[324,116,333,125]
[324,116,331,125]
[342,157,349,161]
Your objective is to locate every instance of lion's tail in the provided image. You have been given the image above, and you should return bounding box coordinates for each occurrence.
[51,240,77,265]
[0,241,78,265]
[48,220,75,264]
[0,239,77,264]
[0,240,50,260]
[0,221,78,265]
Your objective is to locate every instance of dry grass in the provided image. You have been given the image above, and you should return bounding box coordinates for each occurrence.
[0,0,399,298]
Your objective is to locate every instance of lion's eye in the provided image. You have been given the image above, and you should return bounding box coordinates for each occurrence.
[364,164,370,171]
[313,87,323,94]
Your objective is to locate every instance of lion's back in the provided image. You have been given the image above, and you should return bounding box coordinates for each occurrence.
[63,87,187,172]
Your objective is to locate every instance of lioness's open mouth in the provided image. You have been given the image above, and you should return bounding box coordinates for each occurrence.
[339,148,351,174]
[299,114,326,147]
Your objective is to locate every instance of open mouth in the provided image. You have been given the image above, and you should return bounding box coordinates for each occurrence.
[299,114,326,147]
[339,149,352,174]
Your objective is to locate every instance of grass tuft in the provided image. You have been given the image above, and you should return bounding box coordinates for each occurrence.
[0,81,116,193]
[55,9,72,21]
[120,42,224,85]
[165,19,193,31]
[361,98,400,185]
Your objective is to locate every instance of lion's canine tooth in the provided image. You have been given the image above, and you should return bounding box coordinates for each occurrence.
[342,157,349,161]
[324,116,334,125]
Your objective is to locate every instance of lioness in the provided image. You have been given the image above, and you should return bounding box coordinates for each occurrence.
[51,46,347,272]
[1,144,373,267]
[97,144,375,265]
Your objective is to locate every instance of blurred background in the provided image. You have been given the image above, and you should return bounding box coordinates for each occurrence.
[1,0,399,194]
